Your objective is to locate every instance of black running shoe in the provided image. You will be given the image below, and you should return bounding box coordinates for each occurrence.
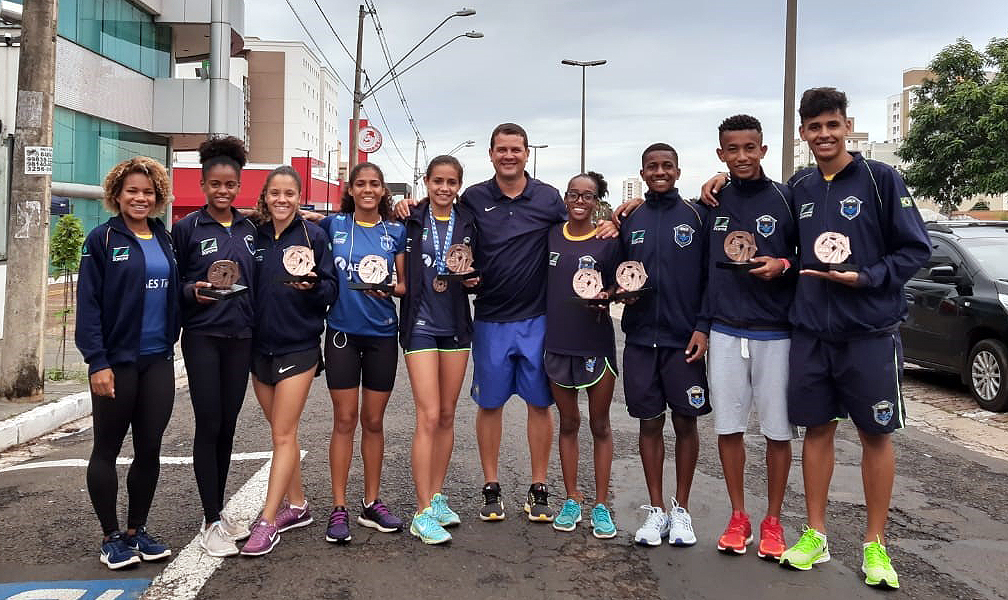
[524,482,554,522]
[479,482,505,521]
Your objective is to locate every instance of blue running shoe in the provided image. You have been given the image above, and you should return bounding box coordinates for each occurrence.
[591,504,617,539]
[410,508,452,545]
[431,493,461,527]
[325,506,352,543]
[100,531,141,570]
[552,498,582,532]
[127,526,171,561]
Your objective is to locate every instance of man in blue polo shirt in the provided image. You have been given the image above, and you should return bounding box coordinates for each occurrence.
[462,123,567,523]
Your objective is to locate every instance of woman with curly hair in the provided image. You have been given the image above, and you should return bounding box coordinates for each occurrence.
[171,136,259,556]
[317,162,407,543]
[76,156,180,569]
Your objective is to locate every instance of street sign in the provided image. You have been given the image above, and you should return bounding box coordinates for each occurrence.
[357,126,382,154]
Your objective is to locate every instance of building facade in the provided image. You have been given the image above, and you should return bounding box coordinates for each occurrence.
[885,68,931,144]
[622,177,643,203]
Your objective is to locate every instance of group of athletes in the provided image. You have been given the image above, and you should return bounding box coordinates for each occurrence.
[75,85,928,590]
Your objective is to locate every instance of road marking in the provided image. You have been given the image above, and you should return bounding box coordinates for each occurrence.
[140,451,306,600]
[0,451,276,473]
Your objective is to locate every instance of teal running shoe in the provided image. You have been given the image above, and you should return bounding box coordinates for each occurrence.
[431,493,461,528]
[410,508,452,545]
[552,498,582,532]
[591,504,617,539]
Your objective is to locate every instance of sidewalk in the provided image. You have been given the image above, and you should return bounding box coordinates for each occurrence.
[0,281,187,452]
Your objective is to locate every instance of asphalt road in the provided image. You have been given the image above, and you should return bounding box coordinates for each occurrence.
[1,328,1006,600]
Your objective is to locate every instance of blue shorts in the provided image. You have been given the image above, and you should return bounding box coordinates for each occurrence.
[471,316,552,409]
[788,330,905,434]
[622,343,710,419]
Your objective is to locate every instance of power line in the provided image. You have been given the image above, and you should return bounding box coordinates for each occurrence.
[311,0,356,63]
[284,0,352,96]
[365,1,424,145]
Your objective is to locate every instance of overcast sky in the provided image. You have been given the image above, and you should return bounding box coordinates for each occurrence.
[246,1,1006,198]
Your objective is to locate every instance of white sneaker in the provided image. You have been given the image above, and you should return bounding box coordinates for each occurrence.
[218,514,251,541]
[199,521,240,557]
[667,500,696,546]
[634,505,670,546]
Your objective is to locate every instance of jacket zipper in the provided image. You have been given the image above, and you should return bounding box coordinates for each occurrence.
[824,180,832,332]
[653,205,662,348]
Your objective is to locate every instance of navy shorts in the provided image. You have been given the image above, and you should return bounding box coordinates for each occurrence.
[545,351,618,389]
[404,332,471,355]
[622,343,710,419]
[251,347,321,386]
[787,330,905,434]
[471,316,552,409]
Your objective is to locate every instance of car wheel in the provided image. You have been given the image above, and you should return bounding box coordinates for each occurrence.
[967,339,1008,412]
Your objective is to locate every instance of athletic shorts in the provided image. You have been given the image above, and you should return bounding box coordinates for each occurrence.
[324,328,398,392]
[788,330,905,434]
[622,343,710,419]
[251,347,321,386]
[708,330,796,441]
[404,332,471,355]
[545,351,618,389]
[471,316,552,409]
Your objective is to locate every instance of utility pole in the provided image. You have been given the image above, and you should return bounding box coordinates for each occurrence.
[209,0,229,136]
[349,4,366,171]
[782,0,797,180]
[1,0,57,402]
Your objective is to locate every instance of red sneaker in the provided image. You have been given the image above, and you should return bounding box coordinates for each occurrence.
[717,510,752,554]
[758,515,786,560]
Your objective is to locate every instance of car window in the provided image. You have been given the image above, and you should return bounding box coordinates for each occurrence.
[916,237,964,279]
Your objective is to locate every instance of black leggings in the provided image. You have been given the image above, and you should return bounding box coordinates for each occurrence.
[87,354,175,536]
[181,331,252,523]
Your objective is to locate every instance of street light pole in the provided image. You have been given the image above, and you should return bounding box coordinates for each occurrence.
[447,140,475,155]
[561,59,606,173]
[349,7,479,171]
[529,144,548,178]
[325,149,337,211]
[782,0,797,180]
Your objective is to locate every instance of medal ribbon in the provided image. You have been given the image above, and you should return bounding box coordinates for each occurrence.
[427,206,455,275]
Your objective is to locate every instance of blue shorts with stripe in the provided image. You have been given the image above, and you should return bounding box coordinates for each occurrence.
[787,330,905,434]
[471,316,552,409]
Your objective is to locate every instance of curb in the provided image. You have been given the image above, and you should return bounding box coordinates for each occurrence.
[0,357,186,453]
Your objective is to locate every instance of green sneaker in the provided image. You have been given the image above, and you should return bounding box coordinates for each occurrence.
[590,504,617,539]
[552,498,582,532]
[779,526,830,570]
[409,508,451,545]
[862,540,900,589]
[431,493,461,527]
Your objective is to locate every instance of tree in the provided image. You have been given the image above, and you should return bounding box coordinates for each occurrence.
[49,214,85,377]
[898,37,1008,215]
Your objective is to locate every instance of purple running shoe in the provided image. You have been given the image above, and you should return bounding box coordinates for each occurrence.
[275,501,313,533]
[240,520,279,556]
[357,498,403,533]
[325,506,352,543]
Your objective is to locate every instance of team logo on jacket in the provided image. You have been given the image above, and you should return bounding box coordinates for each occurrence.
[81,243,89,257]
[872,400,894,426]
[111,246,130,262]
[200,238,218,256]
[799,203,814,219]
[423,253,433,268]
[584,357,597,373]
[578,255,597,270]
[631,230,646,245]
[244,234,255,254]
[549,252,560,266]
[332,231,348,245]
[756,215,777,237]
[713,217,729,232]
[674,224,694,248]
[381,234,395,251]
[840,196,862,220]
[686,385,706,409]
[422,228,429,242]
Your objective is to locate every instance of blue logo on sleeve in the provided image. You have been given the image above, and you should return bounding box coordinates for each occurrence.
[674,224,695,248]
[840,196,862,220]
[756,215,777,237]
